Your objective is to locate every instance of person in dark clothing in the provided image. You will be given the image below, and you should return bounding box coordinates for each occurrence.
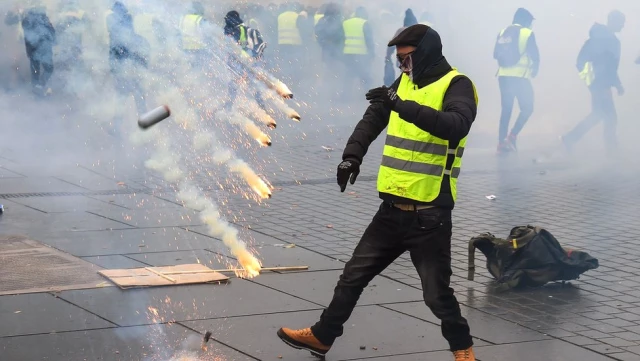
[384,8,417,86]
[107,1,148,118]
[562,10,625,154]
[222,10,268,112]
[277,24,478,361]
[494,8,539,154]
[5,6,56,96]
[315,3,344,64]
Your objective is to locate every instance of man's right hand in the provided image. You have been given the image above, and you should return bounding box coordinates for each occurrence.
[337,160,360,192]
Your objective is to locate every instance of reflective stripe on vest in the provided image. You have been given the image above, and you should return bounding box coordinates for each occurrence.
[343,17,367,55]
[579,62,595,87]
[180,14,204,50]
[497,25,533,78]
[314,13,324,25]
[278,11,301,45]
[377,69,478,203]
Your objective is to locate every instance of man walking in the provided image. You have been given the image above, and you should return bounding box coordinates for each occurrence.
[562,10,625,154]
[277,24,478,361]
[493,8,539,154]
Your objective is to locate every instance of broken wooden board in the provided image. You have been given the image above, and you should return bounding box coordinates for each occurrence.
[98,263,229,289]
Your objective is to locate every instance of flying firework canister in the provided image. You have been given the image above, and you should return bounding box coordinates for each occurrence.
[138,105,171,129]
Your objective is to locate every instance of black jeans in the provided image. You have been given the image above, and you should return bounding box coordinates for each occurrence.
[498,76,534,142]
[311,202,473,351]
[563,86,617,153]
[26,45,54,88]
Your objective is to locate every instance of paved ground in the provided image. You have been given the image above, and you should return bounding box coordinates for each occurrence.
[2,106,640,361]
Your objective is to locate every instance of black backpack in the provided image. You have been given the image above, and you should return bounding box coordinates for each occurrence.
[494,25,523,67]
[468,225,599,290]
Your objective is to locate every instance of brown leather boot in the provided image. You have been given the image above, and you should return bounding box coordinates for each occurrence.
[277,327,331,358]
[453,346,476,361]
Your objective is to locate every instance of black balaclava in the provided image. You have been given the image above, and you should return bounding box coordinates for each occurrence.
[410,27,448,84]
[224,10,243,37]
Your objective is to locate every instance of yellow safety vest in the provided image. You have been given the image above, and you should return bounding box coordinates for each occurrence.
[277,11,302,45]
[377,69,478,202]
[314,13,324,25]
[497,25,533,78]
[343,17,367,55]
[579,62,594,87]
[180,14,205,50]
[249,18,259,30]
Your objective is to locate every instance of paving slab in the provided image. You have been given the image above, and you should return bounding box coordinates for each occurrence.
[9,195,126,213]
[88,193,186,210]
[474,340,616,361]
[180,306,456,360]
[82,255,148,269]
[0,177,87,194]
[347,351,452,360]
[53,172,129,192]
[57,281,321,327]
[0,323,254,361]
[0,166,24,178]
[254,270,423,306]
[251,244,346,271]
[0,293,114,337]
[125,249,233,268]
[88,207,204,228]
[41,227,219,257]
[384,301,549,344]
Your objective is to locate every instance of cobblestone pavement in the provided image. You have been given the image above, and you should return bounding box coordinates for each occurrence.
[2,117,640,360]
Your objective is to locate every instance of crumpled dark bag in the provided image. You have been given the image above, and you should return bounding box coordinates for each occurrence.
[468,225,599,289]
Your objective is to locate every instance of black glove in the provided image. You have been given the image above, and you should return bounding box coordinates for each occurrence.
[365,86,399,109]
[337,160,360,192]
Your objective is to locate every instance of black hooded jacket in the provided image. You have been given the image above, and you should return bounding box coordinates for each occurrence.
[342,27,477,209]
[576,23,622,89]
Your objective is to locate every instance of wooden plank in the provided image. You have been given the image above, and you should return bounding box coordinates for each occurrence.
[98,264,229,289]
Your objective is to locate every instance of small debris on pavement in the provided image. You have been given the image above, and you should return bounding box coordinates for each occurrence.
[485,195,497,200]
[359,346,366,350]
[117,182,125,186]
[0,204,4,214]
[278,356,283,359]
[14,311,21,314]
[202,331,212,351]
[321,146,334,151]
[96,282,110,288]
[326,224,333,228]
[284,244,296,249]
[373,347,378,350]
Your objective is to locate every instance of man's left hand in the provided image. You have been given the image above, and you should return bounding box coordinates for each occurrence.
[365,86,399,109]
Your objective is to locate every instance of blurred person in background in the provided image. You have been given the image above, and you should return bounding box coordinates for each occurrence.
[132,0,167,70]
[5,2,56,97]
[107,1,148,122]
[384,9,417,86]
[278,24,478,361]
[2,2,29,92]
[179,1,212,67]
[342,6,374,98]
[222,10,268,112]
[562,10,625,155]
[493,8,539,155]
[55,0,88,94]
[276,2,304,81]
[315,3,344,77]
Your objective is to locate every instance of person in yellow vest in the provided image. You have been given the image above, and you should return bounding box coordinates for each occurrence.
[562,10,625,154]
[179,1,211,66]
[342,6,374,94]
[278,24,479,361]
[277,3,304,78]
[493,8,539,154]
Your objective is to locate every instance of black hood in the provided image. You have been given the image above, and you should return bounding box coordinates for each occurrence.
[411,27,452,87]
[512,8,534,28]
